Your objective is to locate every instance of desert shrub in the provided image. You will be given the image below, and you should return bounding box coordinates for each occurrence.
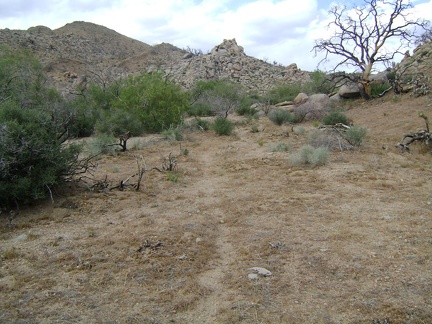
[301,70,334,94]
[190,117,210,131]
[212,116,234,135]
[69,104,97,137]
[268,108,295,125]
[0,101,81,207]
[236,95,260,116]
[270,142,291,152]
[267,82,303,104]
[113,72,188,133]
[310,130,340,150]
[250,124,259,133]
[95,109,143,137]
[292,126,306,135]
[188,102,213,116]
[236,104,257,116]
[322,110,350,125]
[370,81,392,97]
[289,145,329,167]
[190,80,245,118]
[0,47,84,207]
[345,126,367,146]
[163,128,183,141]
[86,134,118,156]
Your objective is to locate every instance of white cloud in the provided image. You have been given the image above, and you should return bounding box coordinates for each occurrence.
[0,0,431,71]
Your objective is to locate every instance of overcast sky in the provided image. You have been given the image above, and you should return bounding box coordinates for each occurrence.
[1,0,431,71]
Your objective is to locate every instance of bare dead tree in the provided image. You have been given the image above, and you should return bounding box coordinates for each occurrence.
[105,131,131,152]
[313,0,429,99]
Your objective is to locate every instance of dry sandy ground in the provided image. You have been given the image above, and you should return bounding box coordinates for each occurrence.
[1,94,431,323]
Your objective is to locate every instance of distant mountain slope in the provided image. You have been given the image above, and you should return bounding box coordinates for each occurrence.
[0,21,309,95]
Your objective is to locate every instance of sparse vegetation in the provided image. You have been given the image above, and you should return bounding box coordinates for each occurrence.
[289,145,329,167]
[1,22,432,324]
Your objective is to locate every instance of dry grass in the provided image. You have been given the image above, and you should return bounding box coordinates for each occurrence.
[1,94,432,323]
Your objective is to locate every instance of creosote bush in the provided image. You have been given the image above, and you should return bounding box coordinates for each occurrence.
[289,145,329,167]
[212,117,234,136]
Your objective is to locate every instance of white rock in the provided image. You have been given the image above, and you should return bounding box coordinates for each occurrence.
[249,267,272,277]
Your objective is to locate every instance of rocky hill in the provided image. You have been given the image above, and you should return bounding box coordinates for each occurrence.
[0,21,310,96]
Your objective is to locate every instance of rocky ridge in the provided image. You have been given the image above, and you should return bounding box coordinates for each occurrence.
[0,21,310,95]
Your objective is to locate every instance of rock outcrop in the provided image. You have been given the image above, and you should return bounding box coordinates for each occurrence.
[170,39,310,93]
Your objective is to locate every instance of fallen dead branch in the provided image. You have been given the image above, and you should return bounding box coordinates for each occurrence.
[396,112,431,152]
[82,153,179,192]
[317,123,357,150]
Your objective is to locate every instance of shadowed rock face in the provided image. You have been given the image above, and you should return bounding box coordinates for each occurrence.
[0,22,311,95]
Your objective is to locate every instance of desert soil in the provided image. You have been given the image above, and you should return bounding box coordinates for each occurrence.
[1,94,431,323]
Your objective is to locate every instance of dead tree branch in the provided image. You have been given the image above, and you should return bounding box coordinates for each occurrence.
[396,112,431,152]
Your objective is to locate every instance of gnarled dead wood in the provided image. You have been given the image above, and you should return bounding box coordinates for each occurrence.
[396,113,431,152]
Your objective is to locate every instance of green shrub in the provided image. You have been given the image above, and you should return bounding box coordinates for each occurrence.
[302,70,334,94]
[345,126,366,146]
[236,104,257,116]
[95,109,143,137]
[289,145,329,167]
[0,102,81,207]
[370,81,392,97]
[188,102,213,116]
[212,116,234,135]
[191,117,210,131]
[268,108,294,125]
[322,111,350,125]
[236,95,260,116]
[113,72,188,133]
[267,83,303,104]
[0,47,83,207]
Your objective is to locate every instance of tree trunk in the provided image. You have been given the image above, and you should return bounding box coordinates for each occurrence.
[360,66,372,100]
[359,80,371,100]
